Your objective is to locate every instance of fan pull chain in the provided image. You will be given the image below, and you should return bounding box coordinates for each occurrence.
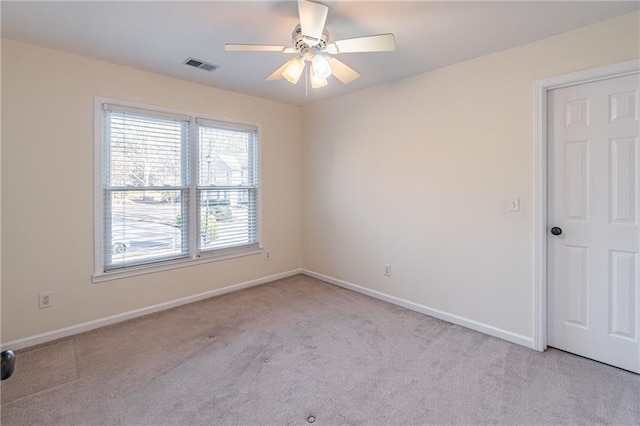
[305,62,309,96]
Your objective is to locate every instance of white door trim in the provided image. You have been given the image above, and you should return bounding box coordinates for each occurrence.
[533,59,640,352]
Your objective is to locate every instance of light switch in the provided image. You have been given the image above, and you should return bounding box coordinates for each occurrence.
[508,196,520,212]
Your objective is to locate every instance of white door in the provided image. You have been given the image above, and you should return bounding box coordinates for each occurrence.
[548,73,640,373]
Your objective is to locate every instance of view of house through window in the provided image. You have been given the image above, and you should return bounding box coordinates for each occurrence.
[99,102,259,274]
[197,121,258,253]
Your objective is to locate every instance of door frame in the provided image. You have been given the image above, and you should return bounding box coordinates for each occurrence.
[532,59,640,352]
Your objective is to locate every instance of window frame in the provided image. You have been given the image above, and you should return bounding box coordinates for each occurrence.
[93,97,262,283]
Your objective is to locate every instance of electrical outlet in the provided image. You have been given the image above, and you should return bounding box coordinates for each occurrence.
[384,263,391,277]
[39,291,53,309]
[264,250,271,261]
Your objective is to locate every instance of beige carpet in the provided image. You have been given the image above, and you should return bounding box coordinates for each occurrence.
[1,274,639,425]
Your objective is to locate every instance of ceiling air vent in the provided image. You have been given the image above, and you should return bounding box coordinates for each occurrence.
[183,57,219,72]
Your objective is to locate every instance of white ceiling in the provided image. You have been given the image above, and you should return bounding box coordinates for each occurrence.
[2,1,638,106]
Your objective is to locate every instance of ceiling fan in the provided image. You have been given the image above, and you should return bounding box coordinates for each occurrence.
[225,0,396,89]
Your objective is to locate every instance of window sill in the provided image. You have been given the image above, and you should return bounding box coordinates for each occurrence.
[92,248,263,283]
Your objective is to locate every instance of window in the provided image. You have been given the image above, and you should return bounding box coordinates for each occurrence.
[95,100,260,280]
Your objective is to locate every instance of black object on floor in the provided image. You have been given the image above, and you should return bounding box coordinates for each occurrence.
[1,350,16,380]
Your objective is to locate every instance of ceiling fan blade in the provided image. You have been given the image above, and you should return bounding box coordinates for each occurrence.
[330,33,396,54]
[324,43,339,55]
[327,58,360,84]
[298,0,328,45]
[226,44,290,52]
[265,58,296,81]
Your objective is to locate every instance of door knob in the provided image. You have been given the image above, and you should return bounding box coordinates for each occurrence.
[550,227,562,236]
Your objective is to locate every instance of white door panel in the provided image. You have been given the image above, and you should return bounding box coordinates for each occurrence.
[548,73,639,373]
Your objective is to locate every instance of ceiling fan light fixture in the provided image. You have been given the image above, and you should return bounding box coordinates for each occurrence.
[227,0,394,90]
[310,67,328,89]
[311,54,332,80]
[283,56,305,84]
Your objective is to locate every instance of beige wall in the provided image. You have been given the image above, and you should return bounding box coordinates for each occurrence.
[302,12,640,339]
[1,39,302,342]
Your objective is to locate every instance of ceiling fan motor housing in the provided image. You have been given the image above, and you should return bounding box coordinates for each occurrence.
[292,24,328,52]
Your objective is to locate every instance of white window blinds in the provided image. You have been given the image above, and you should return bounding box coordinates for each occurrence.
[103,106,190,270]
[197,120,259,254]
[97,101,260,276]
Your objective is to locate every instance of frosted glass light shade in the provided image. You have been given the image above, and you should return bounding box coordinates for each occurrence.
[310,67,328,88]
[311,54,332,80]
[283,57,305,84]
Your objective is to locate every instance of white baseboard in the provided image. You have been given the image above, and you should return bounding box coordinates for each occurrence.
[302,269,535,349]
[4,268,535,352]
[2,269,303,351]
